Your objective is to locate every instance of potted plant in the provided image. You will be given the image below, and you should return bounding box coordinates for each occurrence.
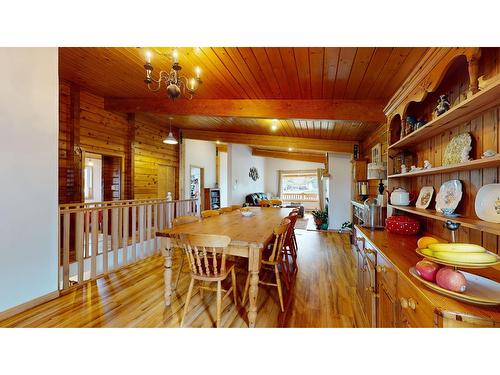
[312,209,328,230]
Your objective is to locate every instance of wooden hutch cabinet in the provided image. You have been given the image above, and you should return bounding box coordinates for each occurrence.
[353,47,500,328]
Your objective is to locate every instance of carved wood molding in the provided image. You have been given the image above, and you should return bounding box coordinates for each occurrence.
[384,47,482,122]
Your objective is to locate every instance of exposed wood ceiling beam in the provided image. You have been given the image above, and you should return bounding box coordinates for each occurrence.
[104,98,386,123]
[252,148,327,164]
[181,129,357,153]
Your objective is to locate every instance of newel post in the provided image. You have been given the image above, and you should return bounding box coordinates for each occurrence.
[467,49,482,95]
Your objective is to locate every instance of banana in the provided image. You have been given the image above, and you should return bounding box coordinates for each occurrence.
[420,248,434,257]
[428,243,486,253]
[432,251,498,264]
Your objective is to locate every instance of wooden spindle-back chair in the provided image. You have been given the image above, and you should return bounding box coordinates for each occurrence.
[242,219,290,312]
[270,199,283,207]
[201,209,220,218]
[259,199,271,207]
[176,233,237,328]
[172,215,200,291]
[219,206,233,213]
[282,212,299,279]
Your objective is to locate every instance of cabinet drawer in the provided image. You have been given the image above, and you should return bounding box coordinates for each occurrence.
[376,252,397,296]
[397,274,435,328]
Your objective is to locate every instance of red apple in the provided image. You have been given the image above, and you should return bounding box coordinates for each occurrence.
[415,260,440,282]
[436,267,467,293]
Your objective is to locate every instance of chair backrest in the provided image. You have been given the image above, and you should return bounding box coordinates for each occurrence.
[267,219,290,262]
[259,199,271,207]
[201,209,220,218]
[176,233,232,277]
[231,204,241,211]
[287,212,298,228]
[172,215,199,227]
[219,207,232,213]
[270,199,283,207]
[282,213,297,246]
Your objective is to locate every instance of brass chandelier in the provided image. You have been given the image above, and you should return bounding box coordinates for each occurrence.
[143,49,202,100]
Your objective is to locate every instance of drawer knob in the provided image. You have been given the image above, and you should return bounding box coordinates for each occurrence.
[365,286,374,293]
[376,265,386,273]
[400,297,408,309]
[408,298,416,310]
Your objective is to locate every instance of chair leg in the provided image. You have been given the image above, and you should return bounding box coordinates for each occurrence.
[180,278,195,327]
[216,280,222,328]
[231,268,238,307]
[173,254,185,291]
[241,273,250,305]
[274,265,285,312]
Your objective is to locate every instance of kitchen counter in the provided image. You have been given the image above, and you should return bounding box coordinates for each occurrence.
[356,225,500,325]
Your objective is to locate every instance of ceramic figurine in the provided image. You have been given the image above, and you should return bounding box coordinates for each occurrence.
[435,94,451,116]
[401,164,407,174]
[482,149,497,158]
[415,119,426,129]
[167,192,173,201]
[423,160,432,169]
[410,165,422,172]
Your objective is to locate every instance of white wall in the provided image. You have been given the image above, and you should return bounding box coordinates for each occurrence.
[228,144,265,205]
[328,152,353,230]
[0,48,59,312]
[264,157,324,197]
[183,139,217,199]
[219,151,228,207]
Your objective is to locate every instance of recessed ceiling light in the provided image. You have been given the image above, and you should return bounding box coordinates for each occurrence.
[271,124,278,131]
[288,147,293,152]
[216,140,220,144]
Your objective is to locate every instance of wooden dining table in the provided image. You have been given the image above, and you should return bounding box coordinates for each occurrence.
[156,207,292,327]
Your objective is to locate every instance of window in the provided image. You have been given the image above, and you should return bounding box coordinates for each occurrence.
[279,170,319,201]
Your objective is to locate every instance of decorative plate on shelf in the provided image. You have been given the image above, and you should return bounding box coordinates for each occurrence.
[435,179,462,213]
[475,183,500,223]
[442,132,472,165]
[416,186,434,209]
[409,267,500,306]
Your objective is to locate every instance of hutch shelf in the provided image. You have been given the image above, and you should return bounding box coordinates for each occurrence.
[389,76,500,150]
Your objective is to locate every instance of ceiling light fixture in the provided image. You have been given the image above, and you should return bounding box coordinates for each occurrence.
[163,117,178,145]
[271,119,278,131]
[288,147,293,152]
[144,49,202,100]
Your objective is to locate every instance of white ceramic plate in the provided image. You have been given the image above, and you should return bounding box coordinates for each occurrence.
[475,183,500,223]
[416,186,434,209]
[435,179,462,213]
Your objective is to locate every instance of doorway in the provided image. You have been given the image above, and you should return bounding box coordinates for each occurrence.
[190,165,204,205]
[158,165,176,199]
[84,153,102,203]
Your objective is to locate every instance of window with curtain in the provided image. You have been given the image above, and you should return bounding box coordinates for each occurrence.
[279,170,319,201]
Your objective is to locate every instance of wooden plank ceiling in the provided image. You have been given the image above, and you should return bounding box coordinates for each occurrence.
[59,47,428,149]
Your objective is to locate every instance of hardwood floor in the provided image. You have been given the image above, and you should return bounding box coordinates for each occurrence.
[0,231,367,328]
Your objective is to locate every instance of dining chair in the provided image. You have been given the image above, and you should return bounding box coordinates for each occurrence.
[201,209,220,218]
[270,199,283,207]
[172,215,200,291]
[283,212,299,278]
[219,207,232,213]
[259,199,271,207]
[231,204,241,211]
[241,218,290,312]
[176,233,237,328]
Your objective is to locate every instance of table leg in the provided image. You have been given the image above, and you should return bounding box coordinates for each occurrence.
[247,244,261,328]
[162,237,173,306]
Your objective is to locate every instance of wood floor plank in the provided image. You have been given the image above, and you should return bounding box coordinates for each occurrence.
[0,231,367,328]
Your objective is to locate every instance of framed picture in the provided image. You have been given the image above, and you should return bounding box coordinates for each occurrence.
[371,143,382,163]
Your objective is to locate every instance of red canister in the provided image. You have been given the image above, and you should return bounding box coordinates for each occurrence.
[385,215,420,235]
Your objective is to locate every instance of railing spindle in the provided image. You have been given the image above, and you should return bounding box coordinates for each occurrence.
[75,211,84,284]
[131,205,137,262]
[122,205,129,266]
[146,204,152,255]
[62,212,70,289]
[139,205,145,259]
[84,211,90,258]
[112,207,119,269]
[91,209,98,278]
[103,208,109,274]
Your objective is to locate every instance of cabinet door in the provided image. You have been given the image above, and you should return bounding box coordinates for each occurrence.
[377,279,397,328]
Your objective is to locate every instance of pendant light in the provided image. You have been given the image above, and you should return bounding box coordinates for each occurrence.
[163,117,178,145]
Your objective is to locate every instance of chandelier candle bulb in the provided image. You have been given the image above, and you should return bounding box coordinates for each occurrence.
[172,49,179,63]
[145,50,152,63]
[195,66,201,78]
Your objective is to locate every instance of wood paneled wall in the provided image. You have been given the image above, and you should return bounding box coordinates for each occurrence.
[58,80,179,204]
[361,123,388,196]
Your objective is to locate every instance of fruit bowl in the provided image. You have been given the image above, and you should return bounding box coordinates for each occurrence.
[409,267,500,306]
[416,248,500,268]
[240,210,255,217]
